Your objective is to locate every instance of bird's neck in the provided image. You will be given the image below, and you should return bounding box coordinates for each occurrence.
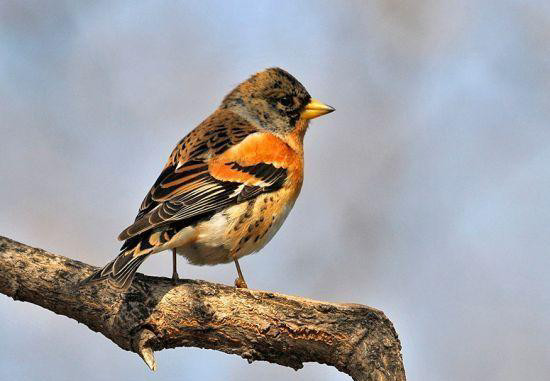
[267,119,307,162]
[285,118,309,155]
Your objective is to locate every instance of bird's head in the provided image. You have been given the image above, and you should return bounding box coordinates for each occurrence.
[221,67,334,135]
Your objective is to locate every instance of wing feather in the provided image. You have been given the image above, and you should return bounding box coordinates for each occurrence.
[118,110,290,242]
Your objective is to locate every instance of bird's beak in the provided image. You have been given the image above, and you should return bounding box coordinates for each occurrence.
[301,98,335,120]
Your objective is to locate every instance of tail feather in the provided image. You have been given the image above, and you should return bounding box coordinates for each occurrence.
[80,252,150,290]
[80,224,185,290]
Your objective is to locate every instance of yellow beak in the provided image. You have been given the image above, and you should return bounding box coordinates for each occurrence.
[301,98,335,120]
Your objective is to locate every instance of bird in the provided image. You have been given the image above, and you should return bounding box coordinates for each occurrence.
[81,67,334,290]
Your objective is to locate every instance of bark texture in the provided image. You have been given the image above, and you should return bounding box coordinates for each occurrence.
[0,235,405,380]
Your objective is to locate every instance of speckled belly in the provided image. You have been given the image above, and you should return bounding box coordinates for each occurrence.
[178,190,297,266]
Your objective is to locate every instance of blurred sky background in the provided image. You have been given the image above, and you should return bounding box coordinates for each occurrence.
[1,1,549,380]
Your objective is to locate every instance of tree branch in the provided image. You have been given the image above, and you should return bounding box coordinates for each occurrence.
[0,235,405,380]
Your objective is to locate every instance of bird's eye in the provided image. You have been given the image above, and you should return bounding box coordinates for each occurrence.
[278,96,293,107]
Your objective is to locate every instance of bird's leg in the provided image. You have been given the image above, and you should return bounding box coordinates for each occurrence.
[232,255,248,289]
[172,249,179,285]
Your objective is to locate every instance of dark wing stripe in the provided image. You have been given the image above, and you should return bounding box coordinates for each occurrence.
[227,162,287,188]
[212,139,229,150]
[189,142,209,157]
[255,165,273,178]
[263,167,284,183]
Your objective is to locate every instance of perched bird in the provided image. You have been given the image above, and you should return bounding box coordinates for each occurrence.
[81,67,334,290]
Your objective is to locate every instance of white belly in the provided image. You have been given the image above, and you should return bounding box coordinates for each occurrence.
[178,193,296,266]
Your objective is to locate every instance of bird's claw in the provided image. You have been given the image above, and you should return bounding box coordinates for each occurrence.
[234,277,248,289]
[172,272,179,285]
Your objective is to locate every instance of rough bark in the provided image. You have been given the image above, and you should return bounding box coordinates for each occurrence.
[0,235,405,380]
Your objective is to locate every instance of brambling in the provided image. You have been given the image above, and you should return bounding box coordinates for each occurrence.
[82,68,334,290]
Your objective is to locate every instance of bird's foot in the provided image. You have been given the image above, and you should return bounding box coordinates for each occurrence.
[234,277,248,289]
[172,272,179,285]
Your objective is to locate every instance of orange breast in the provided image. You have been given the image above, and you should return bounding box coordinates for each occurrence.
[209,132,304,188]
